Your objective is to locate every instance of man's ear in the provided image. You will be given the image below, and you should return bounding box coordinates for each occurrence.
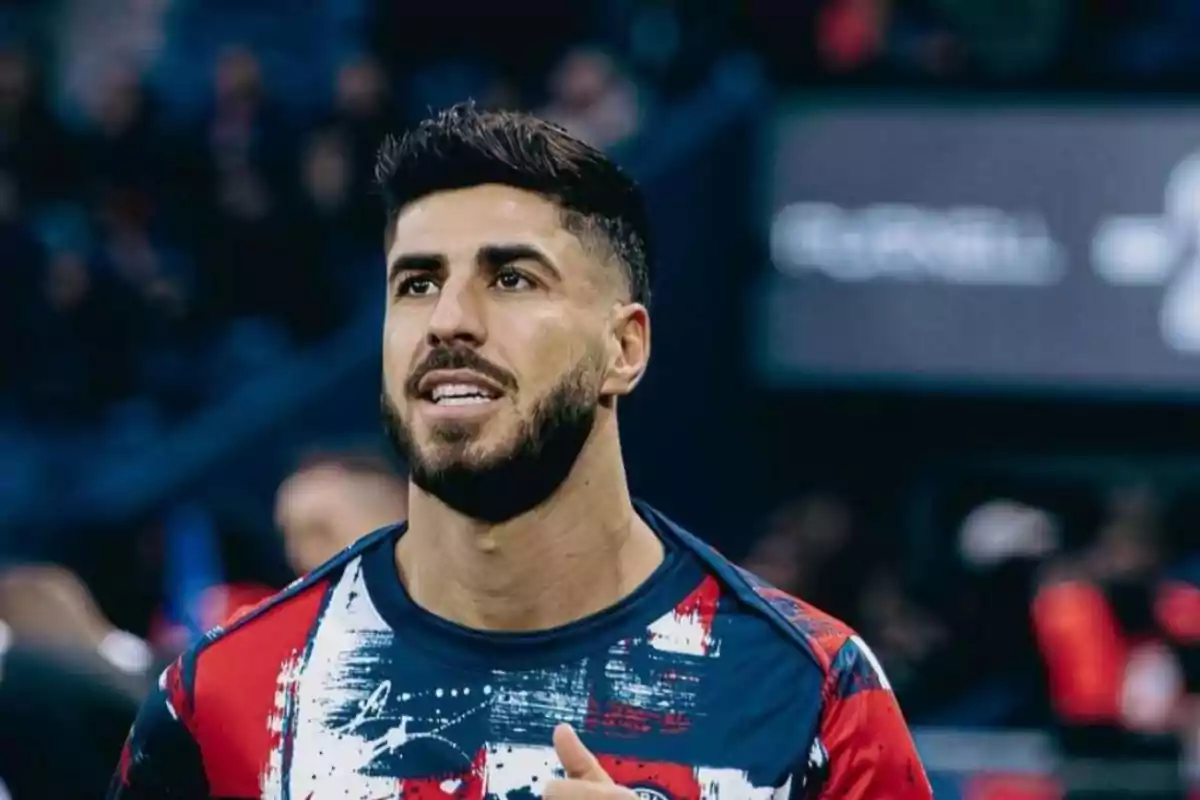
[600,302,650,399]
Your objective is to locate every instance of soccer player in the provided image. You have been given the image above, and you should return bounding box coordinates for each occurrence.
[109,104,931,799]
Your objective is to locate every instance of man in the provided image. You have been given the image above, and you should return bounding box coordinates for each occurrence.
[1032,486,1198,799]
[274,450,409,576]
[109,104,931,799]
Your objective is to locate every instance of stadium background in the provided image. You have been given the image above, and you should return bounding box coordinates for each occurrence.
[3,0,1200,797]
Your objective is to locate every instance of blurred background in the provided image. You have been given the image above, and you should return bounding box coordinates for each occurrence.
[2,0,1200,797]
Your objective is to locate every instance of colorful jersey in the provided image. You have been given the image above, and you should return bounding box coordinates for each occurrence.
[109,502,931,799]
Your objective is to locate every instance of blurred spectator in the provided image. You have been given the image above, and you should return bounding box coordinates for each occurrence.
[0,46,73,207]
[0,563,152,675]
[0,170,42,393]
[299,55,394,250]
[959,499,1061,570]
[817,0,891,74]
[540,46,642,150]
[13,249,140,421]
[742,493,860,618]
[275,450,408,576]
[194,46,328,340]
[93,187,202,414]
[1032,485,1199,797]
[0,565,156,800]
[856,563,950,707]
[292,127,373,310]
[328,55,394,203]
[81,68,161,206]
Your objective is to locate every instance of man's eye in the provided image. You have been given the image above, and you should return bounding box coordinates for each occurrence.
[398,276,438,297]
[494,269,533,291]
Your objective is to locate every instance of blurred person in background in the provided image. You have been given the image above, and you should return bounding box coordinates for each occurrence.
[81,67,161,208]
[109,104,930,799]
[0,564,155,800]
[741,492,860,616]
[292,55,398,295]
[0,46,73,207]
[0,169,41,396]
[194,46,333,342]
[943,499,1061,720]
[13,247,141,422]
[854,563,950,714]
[322,54,397,238]
[540,46,642,150]
[1032,484,1200,798]
[274,450,409,576]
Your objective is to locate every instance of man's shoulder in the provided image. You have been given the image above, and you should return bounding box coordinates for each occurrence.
[729,566,859,669]
[728,565,894,703]
[649,504,860,677]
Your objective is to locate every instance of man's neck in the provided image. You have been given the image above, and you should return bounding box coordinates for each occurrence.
[395,427,664,633]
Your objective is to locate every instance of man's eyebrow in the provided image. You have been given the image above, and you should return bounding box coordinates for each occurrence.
[387,253,443,285]
[477,244,562,280]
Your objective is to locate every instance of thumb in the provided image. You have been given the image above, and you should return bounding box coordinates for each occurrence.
[553,723,612,783]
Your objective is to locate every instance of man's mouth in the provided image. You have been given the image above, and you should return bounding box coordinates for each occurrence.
[417,370,506,407]
[428,382,500,406]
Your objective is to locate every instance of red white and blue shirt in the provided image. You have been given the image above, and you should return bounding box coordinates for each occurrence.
[110,502,931,799]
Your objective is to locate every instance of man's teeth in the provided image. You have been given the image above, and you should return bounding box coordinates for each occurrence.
[430,383,497,405]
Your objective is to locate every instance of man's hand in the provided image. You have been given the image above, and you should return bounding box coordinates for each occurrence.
[544,724,637,799]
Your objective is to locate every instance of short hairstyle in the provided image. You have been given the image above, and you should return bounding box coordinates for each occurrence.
[374,102,652,307]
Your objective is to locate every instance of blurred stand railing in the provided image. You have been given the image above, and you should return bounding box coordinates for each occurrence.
[3,56,769,552]
[915,726,1199,798]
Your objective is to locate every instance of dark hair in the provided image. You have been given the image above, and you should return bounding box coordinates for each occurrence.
[374,102,652,307]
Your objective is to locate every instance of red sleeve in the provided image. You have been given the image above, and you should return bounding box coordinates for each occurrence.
[815,636,932,799]
[1030,580,1125,724]
[1156,580,1200,645]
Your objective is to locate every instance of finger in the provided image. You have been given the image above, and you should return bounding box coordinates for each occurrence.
[543,778,631,799]
[553,723,612,783]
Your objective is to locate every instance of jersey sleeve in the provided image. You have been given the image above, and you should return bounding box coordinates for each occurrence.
[107,656,209,799]
[811,635,932,799]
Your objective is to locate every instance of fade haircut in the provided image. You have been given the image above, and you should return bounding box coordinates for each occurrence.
[374,102,652,307]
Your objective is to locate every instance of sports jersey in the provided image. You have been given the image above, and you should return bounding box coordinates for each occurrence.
[109,501,931,799]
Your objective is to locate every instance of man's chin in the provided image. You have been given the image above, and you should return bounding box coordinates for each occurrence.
[413,438,508,475]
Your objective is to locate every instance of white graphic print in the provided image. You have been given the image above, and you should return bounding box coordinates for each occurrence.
[259,652,302,797]
[264,564,777,799]
[848,635,892,692]
[283,558,417,798]
[646,603,719,657]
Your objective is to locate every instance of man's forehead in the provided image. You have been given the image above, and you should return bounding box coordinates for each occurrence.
[387,184,578,261]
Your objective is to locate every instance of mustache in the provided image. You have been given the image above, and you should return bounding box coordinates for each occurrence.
[405,346,519,396]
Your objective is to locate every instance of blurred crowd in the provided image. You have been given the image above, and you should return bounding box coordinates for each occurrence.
[749,0,1200,86]
[745,478,1200,791]
[0,0,674,445]
[4,0,1200,439]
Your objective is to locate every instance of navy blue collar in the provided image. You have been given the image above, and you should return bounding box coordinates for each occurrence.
[360,501,706,670]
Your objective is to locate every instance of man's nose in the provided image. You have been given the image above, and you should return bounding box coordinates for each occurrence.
[425,278,487,347]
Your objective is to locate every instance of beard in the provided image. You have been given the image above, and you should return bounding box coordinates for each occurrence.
[381,355,600,524]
